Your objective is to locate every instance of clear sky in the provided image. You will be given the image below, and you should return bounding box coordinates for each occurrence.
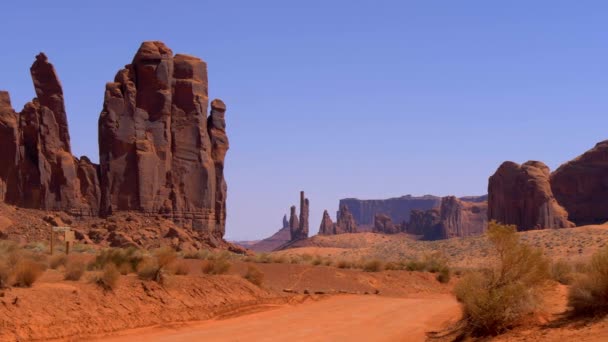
[1,1,607,240]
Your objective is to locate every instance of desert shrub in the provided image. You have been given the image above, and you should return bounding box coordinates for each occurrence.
[301,254,313,262]
[183,249,210,260]
[405,260,426,272]
[337,260,353,269]
[454,221,549,336]
[312,257,323,266]
[90,247,143,274]
[202,258,231,275]
[172,260,190,275]
[137,257,163,281]
[64,258,86,281]
[0,261,11,289]
[271,255,287,264]
[423,252,448,273]
[244,265,264,287]
[289,256,302,264]
[568,247,608,316]
[363,259,384,272]
[155,246,177,268]
[436,267,451,283]
[384,262,402,271]
[255,253,272,264]
[13,258,44,287]
[49,254,68,269]
[324,259,332,266]
[95,264,119,290]
[550,259,574,285]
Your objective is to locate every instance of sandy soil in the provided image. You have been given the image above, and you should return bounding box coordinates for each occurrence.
[98,294,459,342]
[0,259,451,341]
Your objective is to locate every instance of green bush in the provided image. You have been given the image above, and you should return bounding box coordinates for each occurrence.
[90,247,143,274]
[454,221,549,336]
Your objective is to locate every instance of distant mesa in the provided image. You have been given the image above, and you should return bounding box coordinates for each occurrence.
[330,194,487,240]
[0,41,231,247]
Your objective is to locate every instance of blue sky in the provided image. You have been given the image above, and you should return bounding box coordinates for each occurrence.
[2,1,608,240]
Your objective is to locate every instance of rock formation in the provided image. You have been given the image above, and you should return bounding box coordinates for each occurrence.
[488,161,573,231]
[0,54,98,214]
[404,196,488,240]
[282,214,289,229]
[288,205,300,241]
[407,209,440,236]
[373,213,400,234]
[339,195,441,229]
[335,205,358,234]
[551,141,608,225]
[437,196,487,239]
[0,41,232,243]
[318,210,335,235]
[98,41,229,240]
[298,191,309,239]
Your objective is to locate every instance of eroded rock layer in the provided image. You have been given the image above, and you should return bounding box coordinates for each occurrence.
[551,141,608,225]
[98,41,229,240]
[0,41,230,242]
[488,161,573,231]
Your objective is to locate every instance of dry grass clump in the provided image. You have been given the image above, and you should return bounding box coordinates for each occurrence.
[13,258,45,287]
[94,264,119,291]
[137,247,177,284]
[202,258,231,275]
[550,259,574,285]
[49,254,67,269]
[454,221,549,336]
[0,241,46,288]
[90,247,143,274]
[243,265,264,287]
[337,260,354,269]
[568,246,608,316]
[363,259,384,272]
[64,258,86,281]
[436,267,451,283]
[172,260,190,275]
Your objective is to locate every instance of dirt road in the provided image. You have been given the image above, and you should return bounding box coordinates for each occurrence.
[99,294,460,342]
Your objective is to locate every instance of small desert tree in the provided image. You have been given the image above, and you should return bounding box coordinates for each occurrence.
[454,221,549,336]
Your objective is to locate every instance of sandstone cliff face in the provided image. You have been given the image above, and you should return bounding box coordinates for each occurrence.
[437,196,487,239]
[551,141,608,225]
[373,213,400,234]
[0,42,231,243]
[0,91,18,203]
[488,161,573,231]
[0,54,99,214]
[407,209,440,236]
[98,41,228,240]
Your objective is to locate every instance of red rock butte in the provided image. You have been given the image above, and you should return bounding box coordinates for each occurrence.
[0,41,229,243]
